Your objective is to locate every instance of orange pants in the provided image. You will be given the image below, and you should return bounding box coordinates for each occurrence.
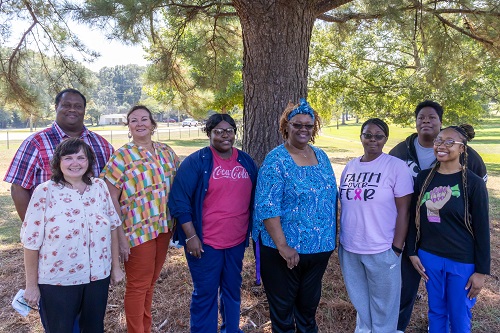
[124,232,171,333]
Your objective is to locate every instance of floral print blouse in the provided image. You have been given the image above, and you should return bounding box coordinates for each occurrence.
[20,178,121,285]
[253,144,338,254]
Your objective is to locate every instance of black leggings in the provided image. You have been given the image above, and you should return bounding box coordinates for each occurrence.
[260,244,332,333]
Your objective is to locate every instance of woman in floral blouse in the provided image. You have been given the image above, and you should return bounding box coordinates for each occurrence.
[21,138,124,332]
[101,105,180,333]
[253,99,338,332]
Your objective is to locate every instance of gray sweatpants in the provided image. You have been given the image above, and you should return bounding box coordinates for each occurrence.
[339,245,402,333]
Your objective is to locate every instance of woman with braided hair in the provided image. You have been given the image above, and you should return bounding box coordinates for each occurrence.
[406,124,490,333]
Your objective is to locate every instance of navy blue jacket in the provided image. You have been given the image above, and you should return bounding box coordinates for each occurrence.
[168,146,258,246]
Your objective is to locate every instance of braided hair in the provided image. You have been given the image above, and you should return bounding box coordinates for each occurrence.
[414,124,476,244]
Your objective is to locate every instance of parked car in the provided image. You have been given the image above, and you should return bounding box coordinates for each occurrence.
[182,118,200,127]
[165,118,177,123]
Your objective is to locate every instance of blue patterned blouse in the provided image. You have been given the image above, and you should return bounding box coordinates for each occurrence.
[253,144,337,254]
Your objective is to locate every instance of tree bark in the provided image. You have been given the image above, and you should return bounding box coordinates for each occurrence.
[233,0,318,165]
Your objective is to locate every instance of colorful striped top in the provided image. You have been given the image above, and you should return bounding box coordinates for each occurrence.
[100,142,180,247]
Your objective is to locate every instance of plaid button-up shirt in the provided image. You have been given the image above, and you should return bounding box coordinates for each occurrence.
[4,122,114,191]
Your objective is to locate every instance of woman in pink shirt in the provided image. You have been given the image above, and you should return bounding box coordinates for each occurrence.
[339,118,413,332]
[168,113,258,333]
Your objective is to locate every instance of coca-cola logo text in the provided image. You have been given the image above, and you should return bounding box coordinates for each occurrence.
[212,166,249,180]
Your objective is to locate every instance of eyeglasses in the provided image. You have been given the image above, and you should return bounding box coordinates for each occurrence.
[361,133,386,141]
[212,128,236,136]
[433,138,464,147]
[289,122,314,130]
[16,298,38,311]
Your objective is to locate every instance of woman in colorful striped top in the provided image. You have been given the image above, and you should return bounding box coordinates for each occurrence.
[101,105,180,333]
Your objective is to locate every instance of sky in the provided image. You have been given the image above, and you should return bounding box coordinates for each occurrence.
[70,22,149,72]
[7,18,149,72]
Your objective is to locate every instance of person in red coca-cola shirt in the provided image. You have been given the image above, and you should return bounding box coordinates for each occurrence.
[168,113,258,333]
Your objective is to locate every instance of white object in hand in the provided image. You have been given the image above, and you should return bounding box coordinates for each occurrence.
[12,289,32,317]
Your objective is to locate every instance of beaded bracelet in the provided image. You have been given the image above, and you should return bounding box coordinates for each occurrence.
[186,234,198,243]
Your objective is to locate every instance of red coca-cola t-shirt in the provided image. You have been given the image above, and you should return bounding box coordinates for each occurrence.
[202,147,253,249]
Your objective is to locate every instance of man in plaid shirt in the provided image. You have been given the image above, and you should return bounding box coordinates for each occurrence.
[4,88,114,222]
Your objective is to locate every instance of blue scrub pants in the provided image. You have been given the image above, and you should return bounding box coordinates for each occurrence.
[419,249,476,333]
[186,242,246,333]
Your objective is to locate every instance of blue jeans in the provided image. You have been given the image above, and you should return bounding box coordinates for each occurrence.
[419,249,476,333]
[186,242,246,333]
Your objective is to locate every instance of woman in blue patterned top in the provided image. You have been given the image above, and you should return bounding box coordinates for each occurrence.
[253,98,337,333]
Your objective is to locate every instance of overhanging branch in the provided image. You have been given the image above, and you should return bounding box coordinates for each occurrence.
[434,13,494,46]
[318,12,384,23]
[314,0,354,16]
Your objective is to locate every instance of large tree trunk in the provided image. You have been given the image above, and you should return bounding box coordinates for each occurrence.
[233,1,317,165]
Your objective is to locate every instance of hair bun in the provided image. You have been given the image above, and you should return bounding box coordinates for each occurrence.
[459,124,475,141]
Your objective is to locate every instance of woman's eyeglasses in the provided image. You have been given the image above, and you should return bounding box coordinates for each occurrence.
[289,122,314,130]
[433,138,464,147]
[16,298,38,311]
[361,133,386,141]
[212,128,236,136]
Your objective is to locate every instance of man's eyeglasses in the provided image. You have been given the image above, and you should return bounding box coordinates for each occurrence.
[289,122,314,130]
[433,138,464,147]
[212,128,236,136]
[361,133,386,141]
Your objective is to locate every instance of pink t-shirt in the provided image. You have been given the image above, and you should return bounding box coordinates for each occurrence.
[339,153,414,254]
[202,147,253,249]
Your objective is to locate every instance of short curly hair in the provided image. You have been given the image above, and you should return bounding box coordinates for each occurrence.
[279,101,321,143]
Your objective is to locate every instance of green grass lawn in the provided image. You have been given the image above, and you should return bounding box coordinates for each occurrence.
[1,116,499,231]
[0,116,499,332]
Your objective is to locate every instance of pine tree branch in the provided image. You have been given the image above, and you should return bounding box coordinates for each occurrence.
[434,13,494,46]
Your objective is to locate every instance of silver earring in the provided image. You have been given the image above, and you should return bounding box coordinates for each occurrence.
[128,131,132,138]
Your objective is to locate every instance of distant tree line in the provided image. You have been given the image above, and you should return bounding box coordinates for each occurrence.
[0,55,146,129]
